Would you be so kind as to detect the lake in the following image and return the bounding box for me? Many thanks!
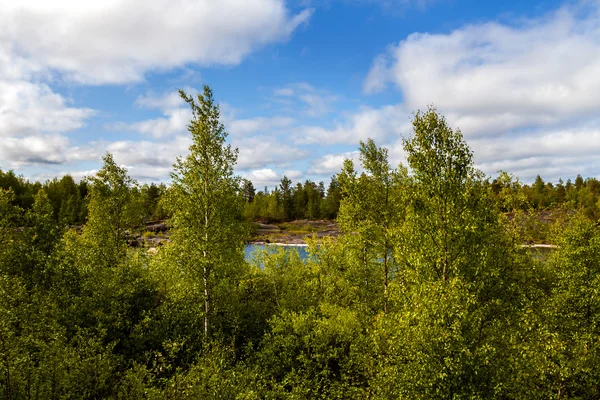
[244,243,309,262]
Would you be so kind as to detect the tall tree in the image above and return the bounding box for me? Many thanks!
[531,214,600,397]
[369,107,535,398]
[402,107,477,282]
[279,176,294,220]
[322,176,341,219]
[337,139,407,313]
[81,153,143,268]
[164,86,247,339]
[242,179,256,203]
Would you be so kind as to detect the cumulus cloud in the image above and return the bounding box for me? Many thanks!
[469,125,600,181]
[241,168,306,189]
[364,4,600,136]
[0,0,312,84]
[0,80,95,137]
[135,90,188,113]
[0,0,313,173]
[107,89,193,138]
[32,169,99,184]
[242,168,281,188]
[0,134,97,168]
[295,104,411,145]
[361,2,600,181]
[118,109,191,138]
[0,78,95,167]
[308,151,360,175]
[114,89,297,138]
[283,170,304,180]
[106,136,192,168]
[236,136,309,169]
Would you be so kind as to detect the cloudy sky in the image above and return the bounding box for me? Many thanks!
[1,0,599,187]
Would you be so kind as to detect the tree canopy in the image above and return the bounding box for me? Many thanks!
[1,95,599,399]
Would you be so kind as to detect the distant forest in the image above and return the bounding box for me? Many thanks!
[2,163,600,227]
[1,87,600,399]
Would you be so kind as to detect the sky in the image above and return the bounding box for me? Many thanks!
[1,0,600,188]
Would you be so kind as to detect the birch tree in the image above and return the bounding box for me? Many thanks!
[337,139,407,313]
[164,86,247,340]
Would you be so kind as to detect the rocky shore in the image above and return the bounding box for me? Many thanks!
[249,220,340,245]
[121,219,340,251]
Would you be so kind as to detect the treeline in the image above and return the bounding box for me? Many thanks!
[0,169,168,225]
[1,170,87,224]
[490,172,600,219]
[242,177,341,222]
[4,162,600,229]
[1,88,600,399]
[0,170,340,226]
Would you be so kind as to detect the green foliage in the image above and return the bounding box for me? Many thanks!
[3,100,600,398]
[81,153,144,269]
[141,182,169,221]
[0,275,119,399]
[0,169,38,209]
[337,139,407,313]
[533,214,600,397]
[162,86,248,341]
[258,304,370,399]
[244,177,331,223]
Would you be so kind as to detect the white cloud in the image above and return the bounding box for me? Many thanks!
[242,168,307,189]
[361,3,600,181]
[244,168,278,181]
[236,136,309,169]
[363,53,394,95]
[122,165,176,183]
[0,80,94,137]
[105,90,310,179]
[135,90,188,113]
[116,89,296,138]
[0,78,96,167]
[106,136,192,168]
[242,168,290,188]
[0,134,97,167]
[32,169,99,183]
[274,87,295,96]
[300,93,338,117]
[0,135,69,166]
[295,104,411,145]
[283,170,304,180]
[121,109,192,138]
[364,5,600,137]
[469,125,600,181]
[0,0,312,85]
[111,89,193,138]
[309,151,360,175]
[0,1,313,172]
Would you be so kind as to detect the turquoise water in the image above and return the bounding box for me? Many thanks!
[244,244,309,262]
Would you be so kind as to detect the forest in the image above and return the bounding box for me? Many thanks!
[1,86,600,399]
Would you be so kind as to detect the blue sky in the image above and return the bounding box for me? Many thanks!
[1,0,599,187]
